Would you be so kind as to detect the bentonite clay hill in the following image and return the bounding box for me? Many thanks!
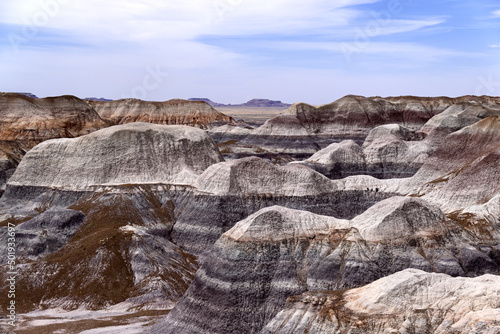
[0,93,233,164]
[0,94,500,334]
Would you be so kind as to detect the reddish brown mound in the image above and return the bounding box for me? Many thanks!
[0,93,109,162]
[88,98,235,129]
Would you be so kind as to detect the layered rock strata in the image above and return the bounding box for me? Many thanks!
[260,269,500,334]
[295,102,500,179]
[0,93,108,163]
[151,197,500,334]
[236,95,500,154]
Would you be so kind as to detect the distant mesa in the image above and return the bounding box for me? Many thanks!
[13,92,38,99]
[188,98,225,107]
[188,98,292,108]
[85,97,113,101]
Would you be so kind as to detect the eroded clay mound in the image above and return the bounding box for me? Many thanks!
[261,269,500,334]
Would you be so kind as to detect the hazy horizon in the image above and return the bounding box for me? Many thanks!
[1,0,500,105]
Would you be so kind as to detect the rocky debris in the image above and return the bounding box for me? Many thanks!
[260,269,500,334]
[152,197,500,334]
[88,98,234,129]
[172,157,391,255]
[6,123,223,192]
[0,93,108,163]
[0,208,85,260]
[456,194,500,227]
[0,151,15,194]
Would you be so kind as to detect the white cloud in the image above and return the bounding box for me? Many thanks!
[493,10,500,18]
[489,43,500,48]
[0,0,495,103]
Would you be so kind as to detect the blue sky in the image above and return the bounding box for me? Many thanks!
[0,0,499,104]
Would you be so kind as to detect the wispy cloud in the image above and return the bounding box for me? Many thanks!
[0,0,498,103]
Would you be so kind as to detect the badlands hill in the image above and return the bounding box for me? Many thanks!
[0,94,500,333]
[261,269,500,334]
[221,95,500,159]
[8,122,222,190]
[152,197,499,334]
[0,93,108,162]
[88,98,234,128]
[0,93,233,163]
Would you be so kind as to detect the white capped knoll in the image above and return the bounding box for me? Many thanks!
[292,140,366,179]
[260,269,500,334]
[7,122,223,191]
[195,157,336,197]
